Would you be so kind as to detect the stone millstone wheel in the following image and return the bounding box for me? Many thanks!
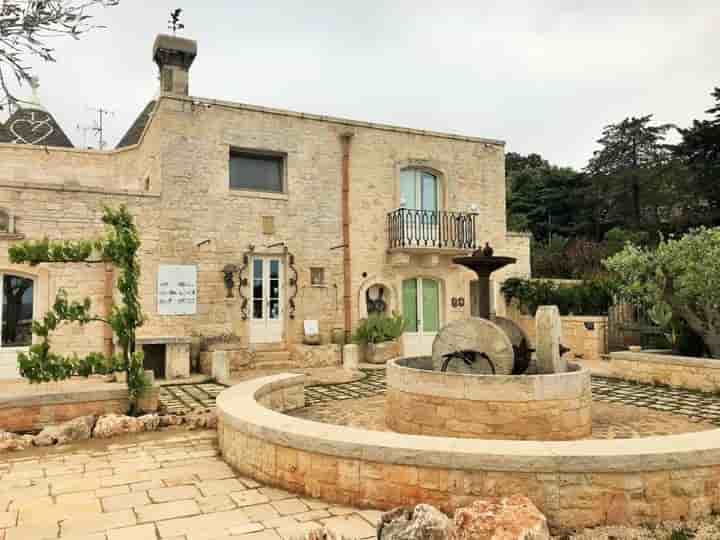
[431,317,514,375]
[492,316,532,375]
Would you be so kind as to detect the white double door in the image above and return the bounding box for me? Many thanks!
[0,274,35,379]
[401,278,441,357]
[249,257,284,344]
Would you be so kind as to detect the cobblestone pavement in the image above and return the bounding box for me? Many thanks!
[591,376,720,425]
[303,369,386,407]
[0,430,379,540]
[159,383,227,414]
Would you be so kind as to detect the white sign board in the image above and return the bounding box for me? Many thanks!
[158,265,197,315]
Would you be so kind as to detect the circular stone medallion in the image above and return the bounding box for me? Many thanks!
[431,317,514,375]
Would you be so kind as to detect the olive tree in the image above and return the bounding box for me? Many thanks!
[604,228,720,357]
[0,0,119,112]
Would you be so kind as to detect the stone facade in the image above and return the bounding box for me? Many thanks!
[0,34,530,377]
[385,358,591,440]
[609,351,720,392]
[218,373,720,531]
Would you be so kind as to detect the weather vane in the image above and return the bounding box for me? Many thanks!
[168,9,184,34]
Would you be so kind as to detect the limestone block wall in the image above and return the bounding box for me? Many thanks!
[0,379,159,432]
[385,358,591,440]
[512,313,608,362]
[218,373,720,531]
[609,351,720,392]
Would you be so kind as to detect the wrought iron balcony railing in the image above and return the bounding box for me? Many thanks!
[387,208,477,250]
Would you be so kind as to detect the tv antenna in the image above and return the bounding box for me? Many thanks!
[85,106,114,149]
[168,9,184,34]
[75,123,94,149]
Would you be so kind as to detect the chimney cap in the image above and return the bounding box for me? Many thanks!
[153,33,197,68]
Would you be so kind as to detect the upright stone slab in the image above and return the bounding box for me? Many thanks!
[535,305,566,374]
[343,344,360,371]
[212,351,229,382]
[431,318,514,375]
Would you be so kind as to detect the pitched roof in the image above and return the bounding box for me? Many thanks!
[0,106,74,148]
[116,100,156,148]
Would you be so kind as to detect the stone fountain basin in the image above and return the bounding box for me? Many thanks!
[386,357,592,440]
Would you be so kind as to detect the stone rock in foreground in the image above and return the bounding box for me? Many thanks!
[379,504,452,540]
[451,496,549,540]
[34,415,96,446]
[93,413,159,438]
[186,408,217,430]
[0,431,34,452]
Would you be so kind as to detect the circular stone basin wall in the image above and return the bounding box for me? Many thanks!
[386,357,591,440]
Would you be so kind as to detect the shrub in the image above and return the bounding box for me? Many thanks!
[501,277,614,316]
[352,313,405,345]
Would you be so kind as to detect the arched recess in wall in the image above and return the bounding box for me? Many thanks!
[356,277,398,321]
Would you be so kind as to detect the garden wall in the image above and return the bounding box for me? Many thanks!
[511,313,608,362]
[217,373,720,531]
[0,379,159,432]
[609,350,720,393]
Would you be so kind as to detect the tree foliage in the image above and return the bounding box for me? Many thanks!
[0,0,118,111]
[9,205,149,412]
[604,228,720,358]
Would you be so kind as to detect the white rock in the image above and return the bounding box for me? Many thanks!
[379,504,452,540]
[34,415,96,446]
[92,414,145,438]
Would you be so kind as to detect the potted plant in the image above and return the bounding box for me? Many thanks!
[352,313,405,364]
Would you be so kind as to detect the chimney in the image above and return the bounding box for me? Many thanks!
[153,34,197,96]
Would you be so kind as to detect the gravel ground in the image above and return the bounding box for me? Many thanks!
[553,516,720,539]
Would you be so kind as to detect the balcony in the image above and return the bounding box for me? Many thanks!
[387,208,477,253]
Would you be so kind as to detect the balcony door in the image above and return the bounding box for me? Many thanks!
[402,278,440,357]
[249,257,284,344]
[0,274,34,379]
[400,169,440,247]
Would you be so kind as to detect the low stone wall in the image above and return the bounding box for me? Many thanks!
[512,314,608,362]
[0,380,159,432]
[385,358,591,440]
[293,344,342,368]
[217,373,720,531]
[609,351,720,392]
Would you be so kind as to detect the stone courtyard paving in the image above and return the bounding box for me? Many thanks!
[0,430,380,540]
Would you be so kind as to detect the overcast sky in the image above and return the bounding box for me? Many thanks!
[5,1,719,168]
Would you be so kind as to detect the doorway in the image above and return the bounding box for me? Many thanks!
[0,274,34,379]
[249,256,284,344]
[401,277,441,356]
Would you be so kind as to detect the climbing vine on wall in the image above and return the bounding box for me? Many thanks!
[8,205,149,413]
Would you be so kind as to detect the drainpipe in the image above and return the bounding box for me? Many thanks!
[340,132,354,344]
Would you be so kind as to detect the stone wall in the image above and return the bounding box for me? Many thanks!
[0,380,159,432]
[512,313,608,362]
[218,373,720,531]
[609,351,720,392]
[385,358,591,440]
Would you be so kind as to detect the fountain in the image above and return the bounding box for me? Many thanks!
[385,243,592,440]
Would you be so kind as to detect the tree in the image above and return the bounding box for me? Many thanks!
[505,152,586,241]
[604,228,720,358]
[8,205,149,413]
[585,116,676,228]
[0,0,118,112]
[675,87,720,223]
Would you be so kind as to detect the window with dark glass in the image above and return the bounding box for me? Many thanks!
[2,275,34,347]
[229,150,284,193]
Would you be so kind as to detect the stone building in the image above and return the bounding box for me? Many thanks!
[0,34,529,380]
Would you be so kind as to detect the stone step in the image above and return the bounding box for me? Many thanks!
[250,350,295,371]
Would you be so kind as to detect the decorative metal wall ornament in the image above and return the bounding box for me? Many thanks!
[222,264,237,298]
[458,297,465,307]
[286,248,299,320]
[366,286,387,314]
[451,297,458,308]
[238,245,254,320]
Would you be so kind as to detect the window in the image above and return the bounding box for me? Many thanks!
[230,150,284,193]
[2,274,34,347]
[310,268,325,286]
